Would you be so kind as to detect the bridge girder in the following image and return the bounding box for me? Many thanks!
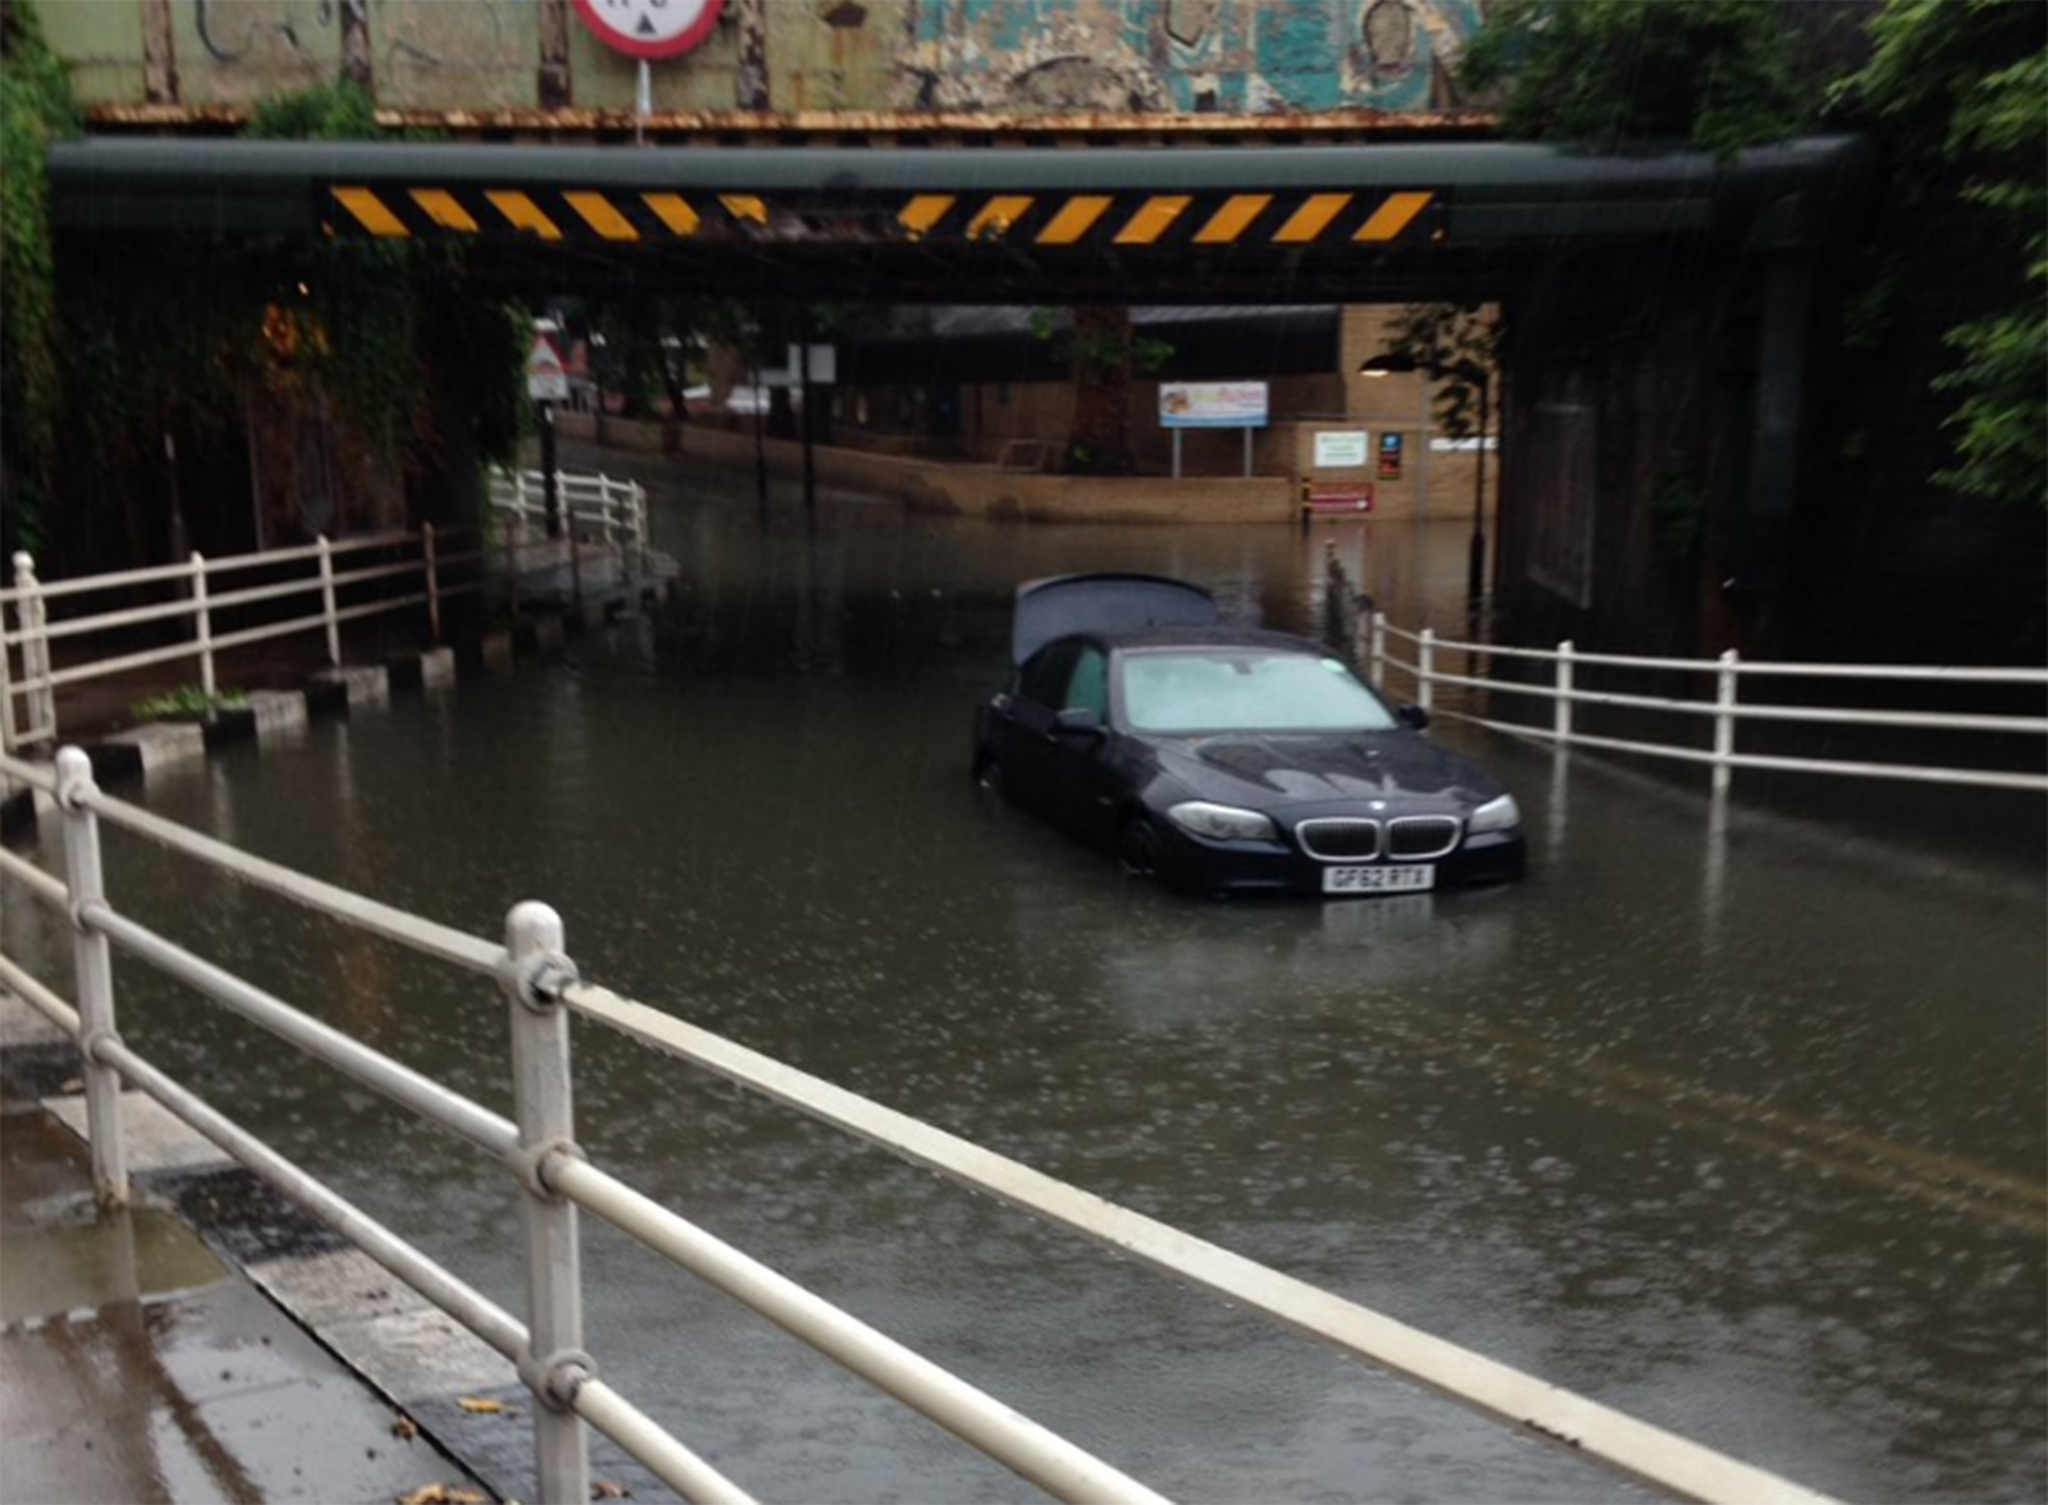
[48,134,1871,306]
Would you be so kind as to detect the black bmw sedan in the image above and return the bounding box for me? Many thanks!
[971,574,1525,897]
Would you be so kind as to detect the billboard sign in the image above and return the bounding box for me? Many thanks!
[1160,381,1269,429]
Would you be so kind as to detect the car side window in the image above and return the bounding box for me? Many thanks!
[1065,646,1109,721]
[1018,641,1079,709]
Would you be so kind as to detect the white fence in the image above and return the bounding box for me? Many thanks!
[489,466,647,564]
[0,743,1841,1505]
[0,531,485,754]
[0,468,651,756]
[1359,615,2048,796]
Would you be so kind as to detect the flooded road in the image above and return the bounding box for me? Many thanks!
[4,459,2042,1503]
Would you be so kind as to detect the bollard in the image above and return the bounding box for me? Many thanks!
[502,901,591,1505]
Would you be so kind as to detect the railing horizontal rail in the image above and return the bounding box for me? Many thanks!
[551,1156,1170,1505]
[1376,622,2048,685]
[49,772,503,973]
[1360,598,2046,795]
[0,844,68,908]
[1475,718,2048,791]
[564,980,1837,1505]
[91,904,519,1158]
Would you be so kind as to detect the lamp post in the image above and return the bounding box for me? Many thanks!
[1358,351,1428,530]
[1360,350,1492,602]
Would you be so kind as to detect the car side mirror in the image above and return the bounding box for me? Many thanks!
[1398,703,1430,731]
[1054,706,1107,738]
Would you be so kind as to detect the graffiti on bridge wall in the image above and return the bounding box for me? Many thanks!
[897,0,1483,114]
[47,0,1485,116]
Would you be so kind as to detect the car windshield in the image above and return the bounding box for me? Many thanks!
[1118,648,1400,734]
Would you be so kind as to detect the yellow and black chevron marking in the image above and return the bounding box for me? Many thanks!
[327,184,1440,249]
[897,188,1439,248]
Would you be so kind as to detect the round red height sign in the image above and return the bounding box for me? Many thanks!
[572,0,725,60]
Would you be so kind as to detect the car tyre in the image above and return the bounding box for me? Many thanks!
[972,753,1005,805]
[1116,816,1162,880]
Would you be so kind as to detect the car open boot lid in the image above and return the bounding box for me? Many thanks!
[1010,573,1219,664]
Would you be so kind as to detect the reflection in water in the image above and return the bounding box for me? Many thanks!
[5,463,2040,1504]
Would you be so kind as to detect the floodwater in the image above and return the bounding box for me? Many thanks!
[3,458,2042,1504]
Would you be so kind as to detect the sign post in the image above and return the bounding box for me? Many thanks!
[528,332,571,539]
[1159,381,1269,479]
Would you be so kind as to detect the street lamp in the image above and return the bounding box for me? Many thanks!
[1360,350,1492,601]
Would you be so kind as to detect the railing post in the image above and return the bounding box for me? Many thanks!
[15,551,55,742]
[1713,648,1740,797]
[1,554,21,753]
[501,902,592,1505]
[318,535,341,666]
[55,747,129,1208]
[422,524,443,644]
[1355,594,1377,677]
[1369,610,1386,685]
[1418,627,1436,715]
[634,481,648,580]
[190,552,216,701]
[1555,639,1575,745]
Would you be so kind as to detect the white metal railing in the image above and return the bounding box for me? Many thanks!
[1357,612,2048,796]
[0,530,488,754]
[489,467,646,561]
[0,743,1843,1505]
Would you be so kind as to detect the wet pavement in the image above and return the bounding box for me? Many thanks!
[0,994,498,1505]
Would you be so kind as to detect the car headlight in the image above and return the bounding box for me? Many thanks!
[1467,793,1521,834]
[1167,801,1279,842]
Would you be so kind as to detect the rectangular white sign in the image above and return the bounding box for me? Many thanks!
[1160,381,1269,429]
[1315,430,1370,467]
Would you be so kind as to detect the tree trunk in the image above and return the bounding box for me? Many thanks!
[1067,306,1137,475]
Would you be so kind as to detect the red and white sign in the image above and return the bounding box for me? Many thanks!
[527,333,570,403]
[572,0,724,60]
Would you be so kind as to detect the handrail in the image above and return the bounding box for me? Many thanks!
[0,743,1845,1505]
[1356,608,2047,795]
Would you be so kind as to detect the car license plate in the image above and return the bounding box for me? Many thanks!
[1323,864,1435,896]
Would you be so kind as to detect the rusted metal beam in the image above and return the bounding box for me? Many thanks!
[82,104,1500,147]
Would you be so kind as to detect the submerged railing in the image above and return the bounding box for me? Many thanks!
[0,744,1844,1505]
[1351,610,2048,796]
[488,467,648,570]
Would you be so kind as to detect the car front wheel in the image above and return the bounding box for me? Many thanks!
[1115,816,1162,879]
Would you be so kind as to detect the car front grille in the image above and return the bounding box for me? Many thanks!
[1295,815,1462,862]
[1294,818,1380,860]
[1386,815,1461,860]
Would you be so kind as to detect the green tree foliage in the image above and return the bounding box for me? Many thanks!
[0,0,78,551]
[1460,0,1812,156]
[1837,0,2046,508]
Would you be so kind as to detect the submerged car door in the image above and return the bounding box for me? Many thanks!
[1023,641,1123,845]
